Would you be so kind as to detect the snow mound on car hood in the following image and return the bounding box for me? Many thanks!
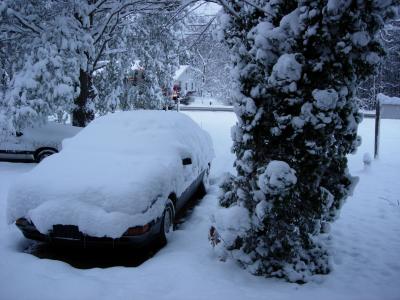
[7,111,214,238]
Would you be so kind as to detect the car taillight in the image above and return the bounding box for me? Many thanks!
[123,224,150,236]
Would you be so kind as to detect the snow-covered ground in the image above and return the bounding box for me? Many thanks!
[0,111,399,300]
[185,96,231,108]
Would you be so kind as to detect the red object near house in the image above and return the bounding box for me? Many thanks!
[172,84,181,100]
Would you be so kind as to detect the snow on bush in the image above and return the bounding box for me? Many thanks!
[312,89,338,111]
[257,161,297,196]
[212,205,250,251]
[7,111,214,238]
[268,54,302,92]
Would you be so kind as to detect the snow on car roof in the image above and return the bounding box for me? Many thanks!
[1,122,81,150]
[24,122,81,141]
[63,110,209,153]
[7,110,214,238]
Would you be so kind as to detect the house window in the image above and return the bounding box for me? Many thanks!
[185,82,188,91]
[191,82,194,90]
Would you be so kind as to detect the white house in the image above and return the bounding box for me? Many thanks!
[172,65,199,99]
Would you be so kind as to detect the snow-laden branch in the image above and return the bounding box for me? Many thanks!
[162,0,206,28]
[93,1,180,44]
[5,8,43,35]
[187,15,217,50]
[93,12,120,71]
[241,0,271,16]
[88,0,108,15]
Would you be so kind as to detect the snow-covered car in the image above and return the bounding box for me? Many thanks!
[0,122,81,163]
[7,111,214,247]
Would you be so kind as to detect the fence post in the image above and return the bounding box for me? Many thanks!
[374,96,380,158]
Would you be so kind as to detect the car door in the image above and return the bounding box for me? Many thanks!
[0,132,35,162]
[176,156,199,211]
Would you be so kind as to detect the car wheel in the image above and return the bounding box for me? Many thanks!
[157,199,175,246]
[35,149,57,163]
[199,163,211,195]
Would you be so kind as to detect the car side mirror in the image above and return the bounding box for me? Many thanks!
[182,158,192,166]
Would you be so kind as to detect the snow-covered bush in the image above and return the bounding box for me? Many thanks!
[213,0,399,282]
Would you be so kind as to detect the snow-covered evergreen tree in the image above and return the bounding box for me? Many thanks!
[121,12,182,110]
[0,46,10,97]
[0,0,181,131]
[212,0,399,282]
[0,1,92,129]
[94,57,124,115]
[124,17,165,110]
[0,2,90,131]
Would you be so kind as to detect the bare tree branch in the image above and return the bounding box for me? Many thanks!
[215,0,239,18]
[187,15,217,50]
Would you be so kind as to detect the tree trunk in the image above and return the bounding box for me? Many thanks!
[72,69,95,127]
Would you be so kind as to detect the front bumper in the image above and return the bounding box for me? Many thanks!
[15,218,162,249]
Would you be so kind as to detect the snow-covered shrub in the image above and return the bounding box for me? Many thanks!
[213,0,399,282]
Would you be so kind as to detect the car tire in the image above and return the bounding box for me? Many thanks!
[35,149,57,163]
[156,199,175,246]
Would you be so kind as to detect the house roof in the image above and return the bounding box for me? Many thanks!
[130,60,143,71]
[174,65,189,80]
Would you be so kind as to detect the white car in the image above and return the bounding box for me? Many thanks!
[7,111,214,247]
[0,122,81,163]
